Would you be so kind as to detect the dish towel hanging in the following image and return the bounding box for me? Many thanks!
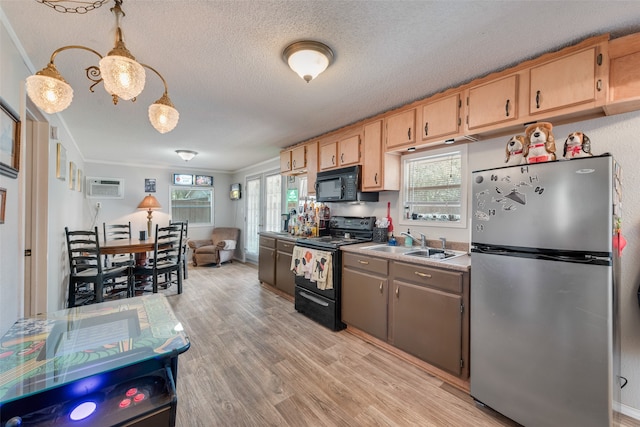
[290,247,333,290]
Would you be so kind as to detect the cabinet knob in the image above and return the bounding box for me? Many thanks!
[379,282,383,293]
[374,173,378,184]
[535,90,541,109]
[358,260,369,265]
[395,287,399,297]
[292,160,296,168]
[408,127,412,141]
[505,99,510,117]
[341,153,344,163]
[415,271,432,278]
[424,122,429,137]
[332,155,335,165]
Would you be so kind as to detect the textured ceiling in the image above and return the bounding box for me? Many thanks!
[2,1,640,172]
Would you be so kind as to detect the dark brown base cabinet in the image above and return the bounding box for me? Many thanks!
[259,234,296,297]
[275,239,295,296]
[342,253,389,341]
[342,253,470,379]
[258,235,276,285]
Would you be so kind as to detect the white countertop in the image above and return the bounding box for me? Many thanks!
[340,242,471,272]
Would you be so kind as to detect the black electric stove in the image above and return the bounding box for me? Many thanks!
[294,216,375,330]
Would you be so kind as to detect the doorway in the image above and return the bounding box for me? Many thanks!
[244,170,281,263]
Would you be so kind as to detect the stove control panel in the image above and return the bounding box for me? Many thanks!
[329,216,376,231]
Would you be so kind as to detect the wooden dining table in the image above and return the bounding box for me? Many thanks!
[100,238,156,259]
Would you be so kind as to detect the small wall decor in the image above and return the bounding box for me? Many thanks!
[173,173,193,185]
[69,161,76,190]
[56,143,67,180]
[144,178,156,193]
[0,187,5,224]
[0,97,21,179]
[230,183,241,200]
[195,175,213,186]
[77,169,83,192]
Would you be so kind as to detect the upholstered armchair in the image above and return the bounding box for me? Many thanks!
[187,227,240,267]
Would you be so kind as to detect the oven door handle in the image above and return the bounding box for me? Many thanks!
[299,291,329,307]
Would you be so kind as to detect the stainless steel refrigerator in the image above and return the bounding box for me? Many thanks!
[470,154,622,427]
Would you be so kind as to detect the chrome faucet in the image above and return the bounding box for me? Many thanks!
[419,233,427,249]
[439,237,446,250]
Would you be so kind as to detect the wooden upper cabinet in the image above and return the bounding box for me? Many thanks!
[467,75,519,130]
[606,32,640,115]
[385,108,416,150]
[362,120,383,189]
[319,141,338,170]
[306,141,319,194]
[339,135,360,166]
[420,94,461,141]
[319,133,361,170]
[279,150,291,173]
[291,145,306,171]
[529,47,601,115]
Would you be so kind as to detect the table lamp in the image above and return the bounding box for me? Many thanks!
[137,194,161,237]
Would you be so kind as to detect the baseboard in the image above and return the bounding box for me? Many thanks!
[619,402,640,421]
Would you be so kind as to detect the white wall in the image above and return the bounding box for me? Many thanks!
[84,162,236,241]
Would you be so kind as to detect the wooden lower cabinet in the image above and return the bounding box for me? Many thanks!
[258,236,276,285]
[259,235,296,296]
[275,239,295,296]
[392,280,463,376]
[342,253,469,379]
[342,253,389,341]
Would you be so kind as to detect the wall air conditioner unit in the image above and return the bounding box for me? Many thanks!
[86,177,124,199]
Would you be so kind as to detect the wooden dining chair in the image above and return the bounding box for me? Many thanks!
[170,219,188,279]
[103,222,134,267]
[65,226,132,307]
[133,223,184,295]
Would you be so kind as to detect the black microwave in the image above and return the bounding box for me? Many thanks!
[315,166,378,203]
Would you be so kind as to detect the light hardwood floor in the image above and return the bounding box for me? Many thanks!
[164,261,637,427]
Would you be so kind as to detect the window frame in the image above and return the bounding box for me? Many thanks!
[399,144,468,229]
[169,186,215,226]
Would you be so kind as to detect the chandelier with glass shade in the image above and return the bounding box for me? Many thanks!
[26,0,179,134]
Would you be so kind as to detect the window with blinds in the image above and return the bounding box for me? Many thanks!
[402,145,467,225]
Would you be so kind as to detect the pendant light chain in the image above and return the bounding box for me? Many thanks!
[36,0,110,14]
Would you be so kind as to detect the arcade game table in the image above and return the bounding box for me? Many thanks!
[0,294,190,427]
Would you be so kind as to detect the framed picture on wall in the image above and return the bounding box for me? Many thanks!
[69,161,76,190]
[0,97,21,179]
[173,174,193,185]
[195,175,213,186]
[77,169,83,192]
[56,143,66,181]
[145,178,156,193]
[0,187,6,224]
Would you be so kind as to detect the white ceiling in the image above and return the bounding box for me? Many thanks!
[2,1,640,172]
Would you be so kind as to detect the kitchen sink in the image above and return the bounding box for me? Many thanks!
[404,248,466,260]
[363,244,414,254]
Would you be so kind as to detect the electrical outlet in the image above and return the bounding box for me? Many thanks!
[96,202,102,209]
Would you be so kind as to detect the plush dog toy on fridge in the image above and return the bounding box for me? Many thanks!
[505,135,527,166]
[563,132,593,159]
[524,122,556,163]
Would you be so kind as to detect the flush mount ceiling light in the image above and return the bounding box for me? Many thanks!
[26,0,179,134]
[283,41,334,83]
[176,150,198,161]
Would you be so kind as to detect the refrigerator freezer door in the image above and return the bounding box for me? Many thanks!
[470,251,613,427]
[471,156,613,254]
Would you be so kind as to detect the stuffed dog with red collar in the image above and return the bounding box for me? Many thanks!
[563,132,593,159]
[505,135,527,166]
[524,122,556,163]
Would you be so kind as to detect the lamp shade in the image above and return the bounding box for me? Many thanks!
[283,41,334,82]
[99,53,146,100]
[149,94,179,133]
[26,64,74,114]
[137,194,161,210]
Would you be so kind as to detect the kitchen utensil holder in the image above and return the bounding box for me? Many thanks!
[373,227,388,243]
